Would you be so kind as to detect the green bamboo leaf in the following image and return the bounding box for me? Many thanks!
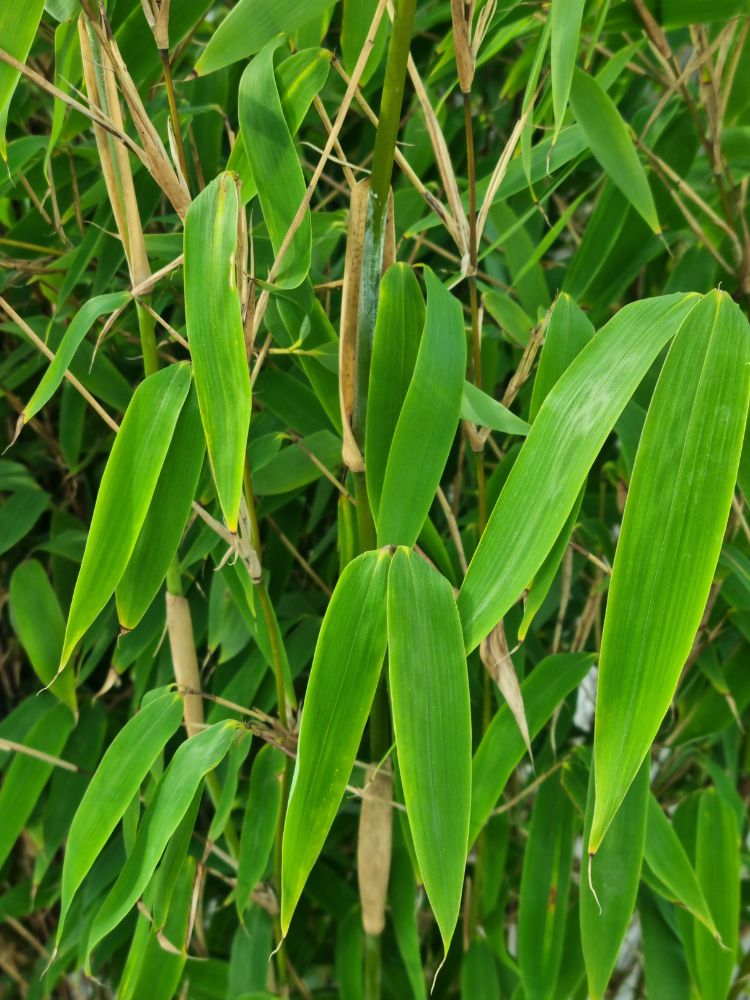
[252,429,341,496]
[639,888,692,1000]
[0,0,46,157]
[550,0,586,145]
[196,0,335,75]
[57,689,184,944]
[518,772,576,1000]
[471,652,594,844]
[0,701,74,871]
[21,292,130,426]
[184,172,251,532]
[644,795,720,939]
[0,488,49,555]
[116,386,205,629]
[459,293,699,654]
[377,268,466,547]
[87,721,240,958]
[694,790,739,1000]
[387,548,471,954]
[208,729,252,841]
[60,363,192,668]
[389,820,427,1000]
[580,759,649,1000]
[461,939,501,999]
[569,68,660,233]
[237,744,286,917]
[366,262,425,519]
[239,41,311,288]
[9,559,76,714]
[591,292,750,853]
[281,549,390,934]
[460,381,530,436]
[530,293,595,420]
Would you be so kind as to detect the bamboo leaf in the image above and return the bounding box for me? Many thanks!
[116,385,205,629]
[459,293,699,654]
[281,549,390,934]
[694,790,739,1000]
[550,0,586,145]
[644,795,720,939]
[387,548,471,954]
[471,652,594,844]
[580,759,649,1000]
[530,292,595,420]
[184,172,251,532]
[377,268,466,547]
[569,68,660,233]
[57,689,184,943]
[591,292,750,853]
[366,262,425,519]
[0,0,46,157]
[60,363,192,669]
[87,721,240,958]
[21,292,131,426]
[0,488,50,555]
[196,0,335,75]
[461,381,530,436]
[9,559,76,714]
[239,40,311,288]
[237,743,286,918]
[518,772,576,1000]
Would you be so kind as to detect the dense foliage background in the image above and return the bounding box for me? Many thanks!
[1,0,750,997]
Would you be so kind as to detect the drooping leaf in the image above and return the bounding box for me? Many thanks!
[0,488,50,555]
[550,0,586,145]
[387,548,471,954]
[0,0,46,156]
[377,268,466,547]
[57,689,184,943]
[366,262,425,519]
[459,293,699,653]
[529,292,595,420]
[518,772,576,1000]
[237,743,286,917]
[9,559,76,713]
[184,172,251,532]
[238,40,311,288]
[580,758,649,1000]
[87,721,239,958]
[471,653,594,844]
[60,363,192,668]
[460,381,530,436]
[116,385,205,629]
[569,68,660,233]
[591,292,750,852]
[281,549,390,934]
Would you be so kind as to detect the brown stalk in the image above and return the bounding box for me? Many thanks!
[357,765,394,936]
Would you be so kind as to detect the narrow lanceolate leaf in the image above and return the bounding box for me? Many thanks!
[21,292,130,426]
[58,689,184,943]
[580,759,649,1000]
[0,0,46,156]
[550,0,586,145]
[366,262,425,519]
[116,386,205,629]
[529,292,595,421]
[460,381,530,436]
[518,772,576,1000]
[0,701,74,871]
[459,293,699,654]
[237,744,286,918]
[471,653,594,844]
[184,172,251,532]
[60,364,192,669]
[694,790,739,1000]
[196,0,334,75]
[239,41,311,288]
[591,292,750,853]
[9,560,76,714]
[644,795,720,939]
[377,269,466,547]
[569,68,660,233]
[387,548,471,954]
[87,722,239,958]
[281,550,390,934]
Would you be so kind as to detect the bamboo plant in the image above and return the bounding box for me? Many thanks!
[1,0,750,997]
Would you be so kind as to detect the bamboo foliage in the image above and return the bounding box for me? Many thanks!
[2,1,750,997]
